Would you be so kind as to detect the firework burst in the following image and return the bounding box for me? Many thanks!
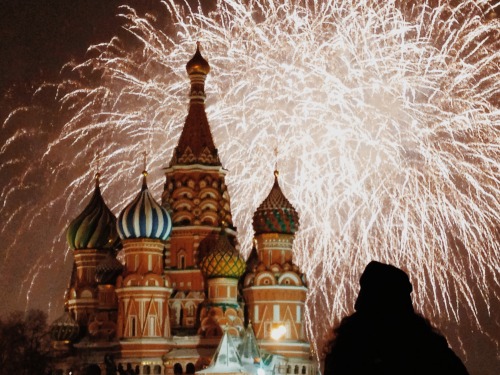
[1,0,499,369]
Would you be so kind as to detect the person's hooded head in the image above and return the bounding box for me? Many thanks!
[354,261,414,316]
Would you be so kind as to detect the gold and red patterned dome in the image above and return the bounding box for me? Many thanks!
[200,229,246,279]
[186,42,210,75]
[252,170,299,235]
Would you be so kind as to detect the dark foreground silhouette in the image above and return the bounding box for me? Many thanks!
[324,261,469,375]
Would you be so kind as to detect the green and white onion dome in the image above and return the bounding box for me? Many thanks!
[66,174,119,250]
[252,170,299,235]
[200,230,246,279]
[50,311,80,343]
[117,171,172,240]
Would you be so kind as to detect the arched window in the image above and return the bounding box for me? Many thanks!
[186,363,195,374]
[294,365,299,374]
[153,365,162,375]
[177,250,186,269]
[174,363,182,375]
[143,365,151,375]
[302,366,307,374]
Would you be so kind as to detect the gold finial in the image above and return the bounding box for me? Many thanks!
[274,146,279,178]
[94,151,102,187]
[141,151,148,189]
[142,151,148,174]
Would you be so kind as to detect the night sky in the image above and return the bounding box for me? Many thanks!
[0,1,498,374]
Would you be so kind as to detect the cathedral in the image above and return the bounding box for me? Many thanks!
[49,44,315,375]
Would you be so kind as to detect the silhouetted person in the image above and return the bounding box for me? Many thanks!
[324,261,469,375]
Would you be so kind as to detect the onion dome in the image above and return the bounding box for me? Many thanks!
[200,230,246,279]
[95,253,124,284]
[252,170,299,235]
[67,173,119,250]
[117,171,172,240]
[50,311,80,343]
[186,42,210,75]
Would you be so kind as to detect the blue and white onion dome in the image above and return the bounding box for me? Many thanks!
[117,170,172,240]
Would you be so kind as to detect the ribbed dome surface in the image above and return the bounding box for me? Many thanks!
[200,231,246,279]
[117,174,172,240]
[95,253,123,284]
[252,172,299,235]
[67,179,119,250]
[50,311,80,342]
[186,43,210,75]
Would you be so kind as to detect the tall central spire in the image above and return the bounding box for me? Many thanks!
[171,43,220,166]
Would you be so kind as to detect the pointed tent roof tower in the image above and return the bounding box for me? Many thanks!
[171,42,220,166]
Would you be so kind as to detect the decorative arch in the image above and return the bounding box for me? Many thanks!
[172,187,195,200]
[173,199,194,212]
[142,273,163,286]
[254,271,276,286]
[199,187,220,200]
[123,274,142,287]
[199,212,217,226]
[172,212,194,225]
[199,198,219,212]
[278,272,302,286]
[79,288,94,299]
[270,263,283,274]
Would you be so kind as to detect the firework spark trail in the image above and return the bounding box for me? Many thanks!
[1,0,499,366]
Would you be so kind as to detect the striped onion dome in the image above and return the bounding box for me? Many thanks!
[117,171,172,240]
[95,253,123,284]
[67,174,119,250]
[252,170,299,235]
[50,311,80,342]
[200,229,246,279]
